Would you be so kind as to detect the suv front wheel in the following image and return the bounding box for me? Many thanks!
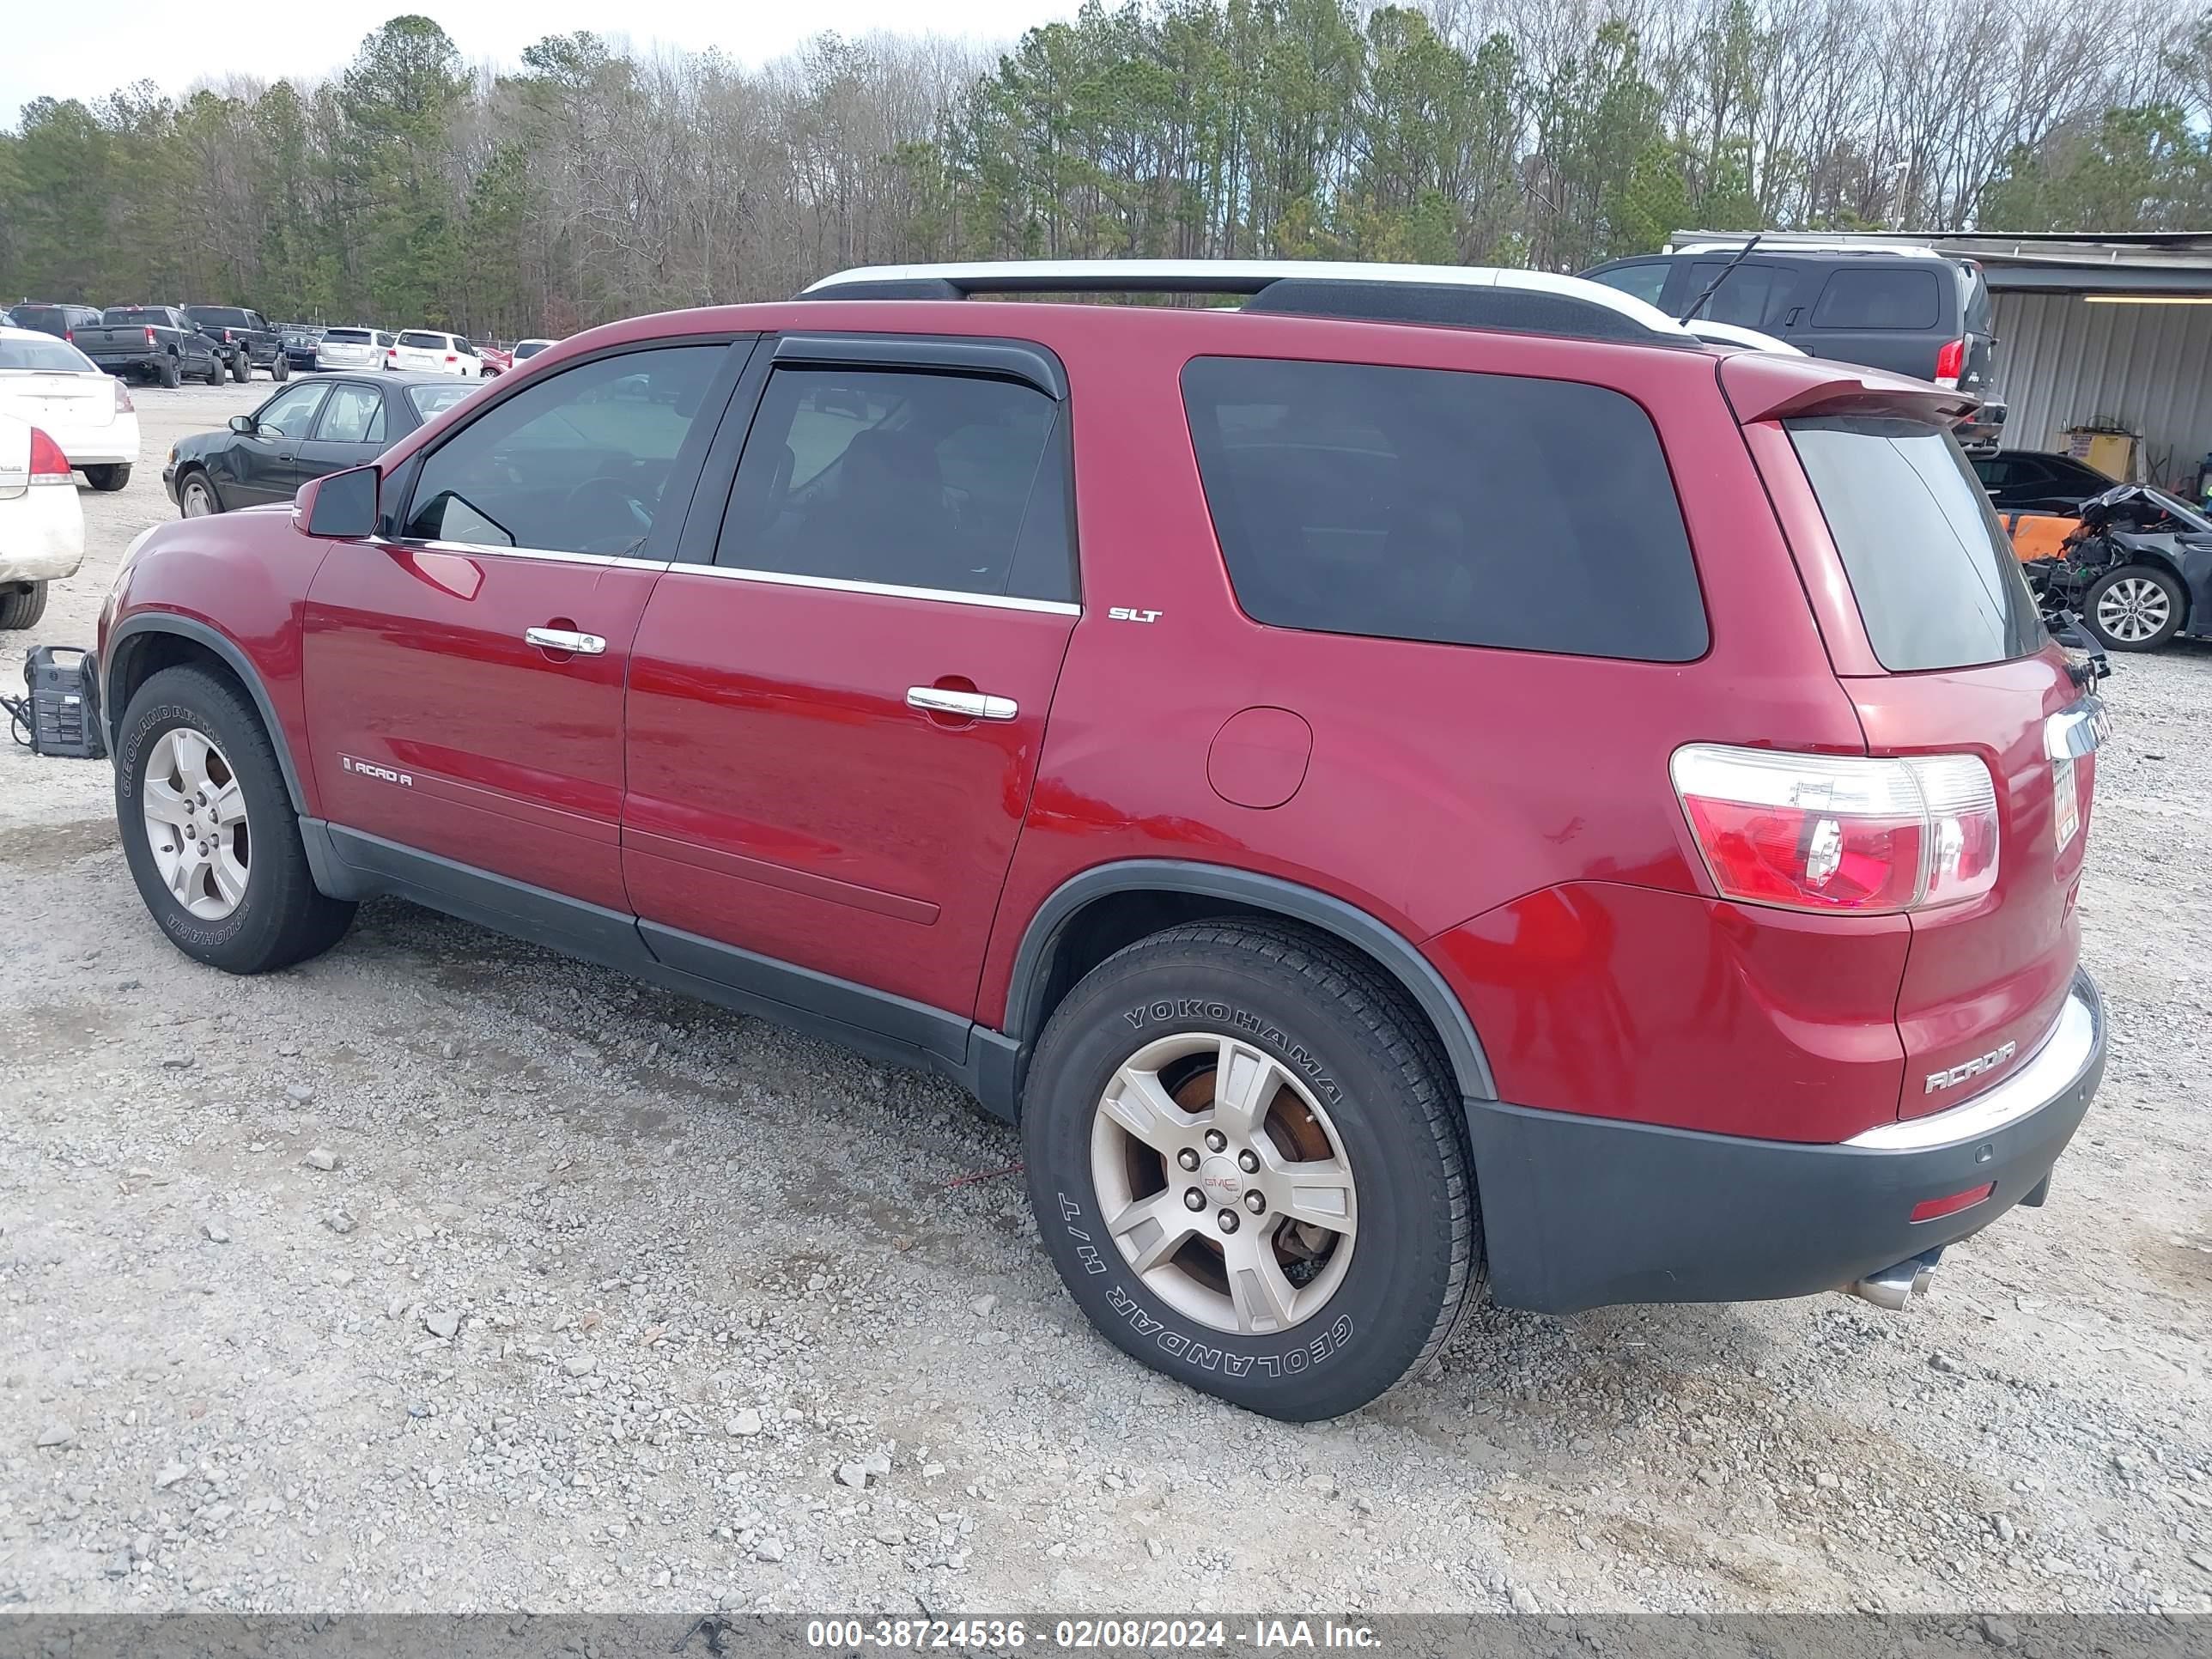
[115,665,356,974]
[1024,921,1478,1420]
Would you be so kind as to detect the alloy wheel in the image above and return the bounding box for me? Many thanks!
[2096,576,2172,643]
[142,727,251,920]
[1090,1031,1357,1335]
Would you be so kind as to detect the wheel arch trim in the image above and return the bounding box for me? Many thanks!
[1003,860,1498,1102]
[104,613,309,815]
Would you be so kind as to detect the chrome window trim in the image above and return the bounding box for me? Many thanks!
[672,562,1081,617]
[1844,979,2099,1152]
[379,537,672,574]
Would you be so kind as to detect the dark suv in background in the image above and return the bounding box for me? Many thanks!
[7,302,104,342]
[1584,246,2004,448]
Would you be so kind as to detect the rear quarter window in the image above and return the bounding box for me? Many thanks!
[1787,416,2043,671]
[1180,357,1708,662]
[1809,268,1942,330]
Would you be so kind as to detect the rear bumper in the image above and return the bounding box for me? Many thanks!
[1957,398,2008,452]
[0,483,88,584]
[1465,969,2105,1314]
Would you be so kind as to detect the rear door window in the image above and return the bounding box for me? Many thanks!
[1809,268,1942,330]
[1180,356,1707,661]
[1786,416,2042,671]
[716,367,1076,603]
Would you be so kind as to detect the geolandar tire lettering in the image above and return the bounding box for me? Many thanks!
[1022,921,1477,1421]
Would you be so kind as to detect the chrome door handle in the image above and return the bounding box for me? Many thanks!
[907,686,1018,721]
[525,626,606,655]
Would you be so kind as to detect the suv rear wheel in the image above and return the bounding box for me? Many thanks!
[1024,921,1477,1420]
[115,665,356,974]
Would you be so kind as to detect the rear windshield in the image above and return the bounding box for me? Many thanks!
[398,331,447,349]
[405,383,472,420]
[1787,416,2043,672]
[185,307,254,328]
[102,307,166,325]
[10,307,73,335]
[513,340,550,359]
[0,337,95,372]
[1182,356,1708,662]
[322,329,370,343]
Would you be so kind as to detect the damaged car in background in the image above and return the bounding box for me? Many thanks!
[2028,483,2212,653]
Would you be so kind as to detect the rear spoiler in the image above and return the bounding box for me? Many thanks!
[1719,351,1979,426]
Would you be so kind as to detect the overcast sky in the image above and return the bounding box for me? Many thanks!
[3,0,1075,129]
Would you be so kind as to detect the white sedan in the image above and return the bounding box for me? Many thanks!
[390,330,483,377]
[0,411,87,629]
[0,325,142,490]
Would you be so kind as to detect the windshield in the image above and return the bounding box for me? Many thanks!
[0,337,97,373]
[1788,416,2044,672]
[405,383,473,420]
[185,307,255,328]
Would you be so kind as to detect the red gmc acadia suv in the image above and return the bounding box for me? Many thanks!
[96,260,2110,1421]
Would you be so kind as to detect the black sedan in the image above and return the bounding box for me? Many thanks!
[162,371,477,516]
[1972,450,2119,514]
[278,325,326,371]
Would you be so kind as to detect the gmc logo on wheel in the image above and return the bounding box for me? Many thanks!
[1924,1041,2017,1094]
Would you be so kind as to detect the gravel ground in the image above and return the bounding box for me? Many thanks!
[3,379,2210,1615]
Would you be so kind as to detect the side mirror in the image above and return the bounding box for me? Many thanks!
[228,415,256,435]
[298,465,380,539]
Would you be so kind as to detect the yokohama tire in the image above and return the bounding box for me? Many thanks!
[115,665,356,974]
[1023,921,1479,1420]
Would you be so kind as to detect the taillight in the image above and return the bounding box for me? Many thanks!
[444,354,456,362]
[1671,744,1999,915]
[28,427,73,483]
[64,328,74,343]
[1934,337,1965,389]
[113,378,135,413]
[145,326,158,346]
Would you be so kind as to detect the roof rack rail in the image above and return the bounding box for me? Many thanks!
[800,260,1692,347]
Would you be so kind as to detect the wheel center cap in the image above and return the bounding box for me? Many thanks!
[1198,1154,1244,1204]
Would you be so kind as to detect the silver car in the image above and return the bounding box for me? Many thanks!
[315,327,393,372]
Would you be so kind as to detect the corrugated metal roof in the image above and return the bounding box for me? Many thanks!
[1995,291,2212,486]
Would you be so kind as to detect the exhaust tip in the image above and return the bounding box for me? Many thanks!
[1844,1249,1944,1310]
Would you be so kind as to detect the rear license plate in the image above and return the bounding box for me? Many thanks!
[2053,754,2079,849]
